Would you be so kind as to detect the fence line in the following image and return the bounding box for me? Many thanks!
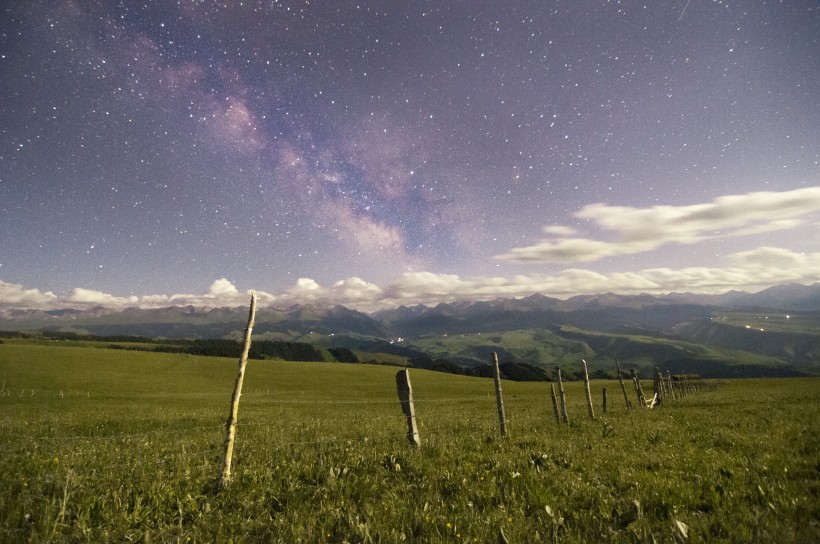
[5,354,717,490]
[3,381,714,447]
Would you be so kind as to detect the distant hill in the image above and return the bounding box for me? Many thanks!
[0,304,386,340]
[662,283,820,311]
[1,283,818,379]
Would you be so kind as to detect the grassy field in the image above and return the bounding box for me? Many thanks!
[1,342,818,543]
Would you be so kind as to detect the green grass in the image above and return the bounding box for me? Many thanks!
[0,337,170,350]
[407,328,594,368]
[1,342,818,542]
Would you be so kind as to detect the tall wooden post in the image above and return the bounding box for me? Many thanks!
[581,359,595,420]
[492,352,507,437]
[218,292,257,489]
[602,387,608,415]
[615,359,632,410]
[556,366,569,424]
[550,384,561,423]
[396,369,420,447]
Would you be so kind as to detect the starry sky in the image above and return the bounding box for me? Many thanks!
[1,0,819,311]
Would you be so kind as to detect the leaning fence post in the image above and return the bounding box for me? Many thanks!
[396,369,420,447]
[581,359,595,420]
[492,352,507,437]
[217,291,257,489]
[550,384,561,423]
[556,366,569,424]
[602,387,608,415]
[615,359,632,410]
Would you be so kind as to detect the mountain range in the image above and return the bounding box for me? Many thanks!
[2,283,818,378]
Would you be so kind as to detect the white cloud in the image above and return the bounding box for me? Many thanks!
[1,245,819,313]
[67,288,139,306]
[0,280,59,309]
[330,277,383,303]
[0,279,261,312]
[370,248,820,305]
[498,186,820,264]
[208,278,240,297]
[727,246,816,268]
[542,225,577,236]
[497,238,653,263]
[294,278,321,292]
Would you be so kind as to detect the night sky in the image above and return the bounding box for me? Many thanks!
[1,1,819,311]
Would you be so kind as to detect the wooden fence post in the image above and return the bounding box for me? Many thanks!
[631,369,646,407]
[653,367,663,405]
[656,368,666,398]
[396,369,420,447]
[550,383,561,423]
[602,387,608,415]
[556,366,569,424]
[217,291,257,489]
[666,370,676,400]
[492,352,507,437]
[581,359,595,420]
[615,359,632,410]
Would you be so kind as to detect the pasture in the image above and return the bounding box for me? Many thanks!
[1,341,818,542]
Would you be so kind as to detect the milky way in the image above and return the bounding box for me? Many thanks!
[1,1,818,310]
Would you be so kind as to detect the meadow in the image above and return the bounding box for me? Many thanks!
[0,341,818,542]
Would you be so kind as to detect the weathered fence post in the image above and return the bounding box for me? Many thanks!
[217,291,257,489]
[550,383,561,423]
[602,387,608,415]
[656,367,666,398]
[581,359,596,420]
[615,359,632,410]
[666,370,676,400]
[492,352,507,437]
[631,369,646,407]
[653,367,664,406]
[396,369,420,447]
[556,366,569,424]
